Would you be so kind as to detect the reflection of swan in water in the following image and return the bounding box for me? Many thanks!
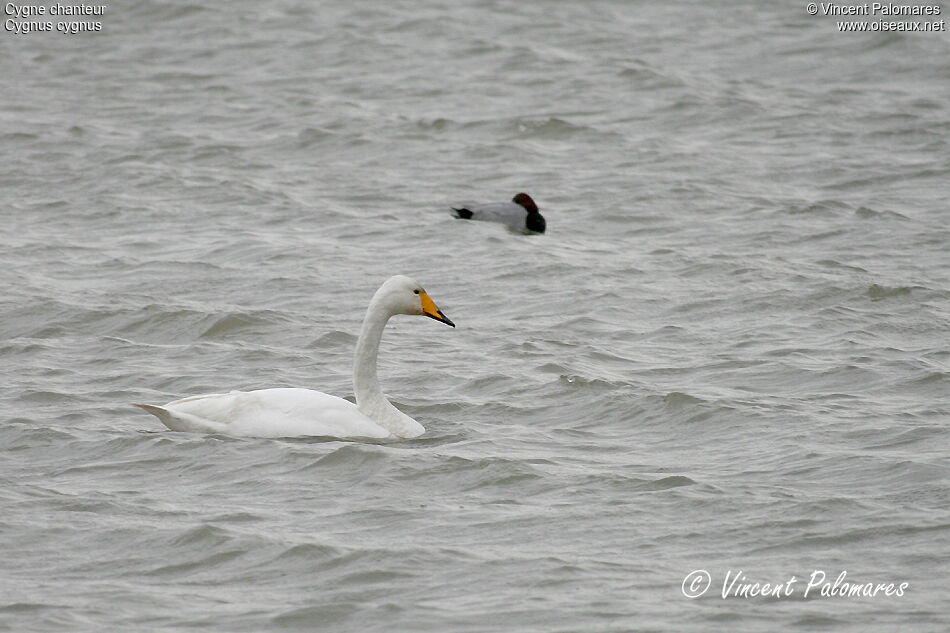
[453,193,546,233]
[135,275,455,439]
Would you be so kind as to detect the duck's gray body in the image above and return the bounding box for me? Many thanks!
[452,193,545,233]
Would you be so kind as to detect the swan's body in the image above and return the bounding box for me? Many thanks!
[134,389,393,438]
[452,192,546,233]
[135,275,454,439]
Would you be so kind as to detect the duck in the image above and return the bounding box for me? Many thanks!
[452,192,546,233]
[134,275,455,439]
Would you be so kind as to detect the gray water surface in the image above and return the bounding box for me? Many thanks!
[2,2,949,631]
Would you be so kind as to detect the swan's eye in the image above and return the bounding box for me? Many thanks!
[413,289,420,295]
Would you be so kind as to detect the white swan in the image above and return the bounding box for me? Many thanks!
[134,275,455,439]
[452,192,546,233]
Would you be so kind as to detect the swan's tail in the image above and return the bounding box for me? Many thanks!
[133,403,176,426]
[452,207,473,219]
[133,403,225,434]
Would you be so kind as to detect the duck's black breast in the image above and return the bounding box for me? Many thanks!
[526,212,546,233]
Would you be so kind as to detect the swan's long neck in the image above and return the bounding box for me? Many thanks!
[353,296,389,411]
[352,294,424,438]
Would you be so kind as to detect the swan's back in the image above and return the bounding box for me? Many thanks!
[137,388,392,439]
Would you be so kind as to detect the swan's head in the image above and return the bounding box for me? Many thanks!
[512,193,539,214]
[377,275,455,327]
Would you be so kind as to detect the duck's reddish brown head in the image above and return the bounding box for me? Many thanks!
[511,193,538,214]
